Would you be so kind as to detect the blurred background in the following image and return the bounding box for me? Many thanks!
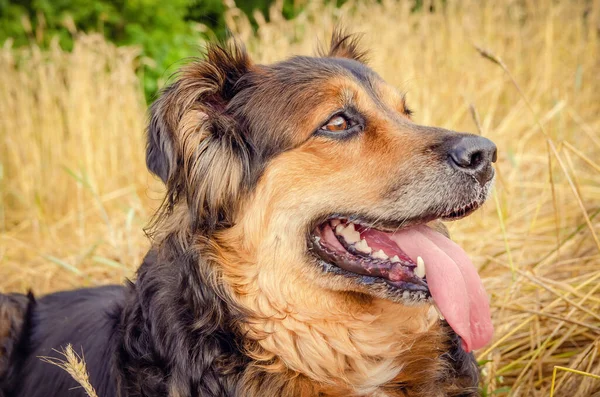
[0,0,599,395]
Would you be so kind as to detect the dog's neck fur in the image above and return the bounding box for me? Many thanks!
[118,208,479,397]
[211,220,478,397]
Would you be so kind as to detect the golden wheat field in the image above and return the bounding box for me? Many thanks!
[1,0,599,395]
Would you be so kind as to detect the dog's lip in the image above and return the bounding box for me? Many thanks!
[310,199,483,234]
[314,256,431,299]
[440,200,481,221]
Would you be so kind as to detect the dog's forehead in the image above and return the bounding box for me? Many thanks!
[261,56,405,113]
[264,56,381,92]
[278,56,375,77]
[227,55,406,156]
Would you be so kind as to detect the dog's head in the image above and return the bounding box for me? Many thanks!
[147,31,495,390]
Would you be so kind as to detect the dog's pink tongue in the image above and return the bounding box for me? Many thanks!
[389,225,493,352]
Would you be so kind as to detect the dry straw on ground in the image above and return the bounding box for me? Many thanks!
[1,0,599,395]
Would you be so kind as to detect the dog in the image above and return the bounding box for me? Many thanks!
[0,31,496,397]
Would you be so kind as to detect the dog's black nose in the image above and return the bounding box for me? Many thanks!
[448,135,497,186]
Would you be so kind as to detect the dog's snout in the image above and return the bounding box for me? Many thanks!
[448,135,497,186]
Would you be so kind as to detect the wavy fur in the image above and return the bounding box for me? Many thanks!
[1,33,481,397]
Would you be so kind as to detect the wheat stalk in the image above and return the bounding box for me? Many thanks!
[40,344,99,397]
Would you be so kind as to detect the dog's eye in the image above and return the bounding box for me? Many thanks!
[321,115,349,132]
[315,110,364,139]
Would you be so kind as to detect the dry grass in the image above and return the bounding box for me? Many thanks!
[0,34,158,292]
[1,0,599,395]
[40,344,99,397]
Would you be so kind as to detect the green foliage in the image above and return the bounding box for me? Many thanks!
[0,1,33,47]
[0,0,225,100]
[0,0,317,100]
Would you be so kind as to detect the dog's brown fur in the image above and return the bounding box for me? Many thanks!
[144,31,482,396]
[1,31,484,397]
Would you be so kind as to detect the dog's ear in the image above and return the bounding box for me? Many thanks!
[323,28,368,63]
[147,84,179,183]
[146,42,251,184]
[146,41,253,231]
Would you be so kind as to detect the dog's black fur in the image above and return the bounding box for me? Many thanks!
[0,286,122,397]
[0,249,245,397]
[0,250,477,397]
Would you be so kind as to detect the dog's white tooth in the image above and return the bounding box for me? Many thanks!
[390,255,400,263]
[345,223,361,242]
[335,223,346,235]
[428,305,436,317]
[415,256,426,278]
[354,239,372,254]
[403,291,411,300]
[418,256,426,276]
[339,223,361,244]
[433,302,445,320]
[372,249,388,260]
[330,219,341,228]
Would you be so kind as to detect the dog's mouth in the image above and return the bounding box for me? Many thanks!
[307,202,493,352]
[310,218,430,297]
